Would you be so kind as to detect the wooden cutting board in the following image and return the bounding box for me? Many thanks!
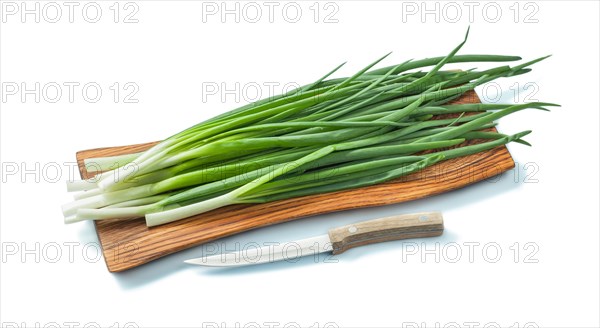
[76,90,514,272]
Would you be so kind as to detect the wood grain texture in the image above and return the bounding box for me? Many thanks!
[75,90,514,272]
[328,212,444,255]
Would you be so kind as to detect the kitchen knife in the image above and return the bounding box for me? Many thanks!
[184,211,444,267]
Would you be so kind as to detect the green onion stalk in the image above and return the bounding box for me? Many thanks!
[63,28,558,227]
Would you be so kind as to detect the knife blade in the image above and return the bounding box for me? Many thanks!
[184,211,444,267]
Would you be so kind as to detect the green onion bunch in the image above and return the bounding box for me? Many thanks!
[62,29,557,227]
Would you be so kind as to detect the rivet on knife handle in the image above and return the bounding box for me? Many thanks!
[328,212,444,255]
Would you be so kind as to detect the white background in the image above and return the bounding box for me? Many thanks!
[1,1,599,327]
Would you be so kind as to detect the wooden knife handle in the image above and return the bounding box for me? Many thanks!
[328,212,444,255]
